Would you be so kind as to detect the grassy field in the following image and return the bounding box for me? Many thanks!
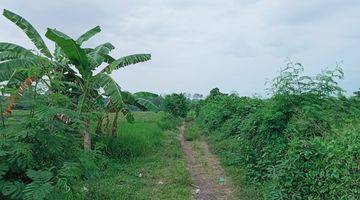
[83,112,193,200]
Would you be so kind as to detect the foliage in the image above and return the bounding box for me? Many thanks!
[268,126,360,199]
[184,122,201,141]
[156,111,181,131]
[0,9,155,200]
[164,93,190,118]
[78,112,192,200]
[196,63,360,199]
[101,121,163,159]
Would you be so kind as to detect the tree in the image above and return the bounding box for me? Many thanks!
[45,28,152,150]
[164,93,189,118]
[0,9,153,150]
[208,87,224,99]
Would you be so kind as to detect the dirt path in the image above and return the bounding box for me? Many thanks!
[179,123,235,200]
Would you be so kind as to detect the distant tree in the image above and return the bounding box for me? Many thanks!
[164,93,189,117]
[193,93,203,100]
[208,87,224,99]
[354,88,360,97]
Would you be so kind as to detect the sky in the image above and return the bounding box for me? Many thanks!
[1,0,359,96]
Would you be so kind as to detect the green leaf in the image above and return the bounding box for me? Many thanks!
[121,107,134,123]
[24,169,53,200]
[120,91,136,104]
[3,9,52,58]
[0,43,36,61]
[76,25,101,45]
[45,28,90,77]
[87,42,115,69]
[120,91,158,111]
[134,91,159,99]
[26,169,53,182]
[103,54,115,64]
[1,181,25,199]
[23,182,52,200]
[0,57,47,82]
[135,98,158,111]
[95,73,124,110]
[0,42,34,55]
[77,94,86,114]
[0,69,28,86]
[0,163,9,179]
[0,51,26,61]
[101,54,151,74]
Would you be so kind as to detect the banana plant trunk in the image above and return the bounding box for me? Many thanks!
[111,111,119,137]
[83,119,91,151]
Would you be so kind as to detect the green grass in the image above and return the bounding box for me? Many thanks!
[207,131,266,200]
[85,112,192,200]
[184,122,201,141]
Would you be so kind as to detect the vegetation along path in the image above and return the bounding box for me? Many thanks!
[179,123,236,200]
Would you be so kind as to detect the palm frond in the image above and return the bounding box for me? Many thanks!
[121,107,134,123]
[87,42,115,69]
[101,54,151,74]
[76,26,101,46]
[95,73,124,110]
[0,42,34,55]
[0,57,47,82]
[45,28,90,77]
[135,98,158,111]
[3,9,52,58]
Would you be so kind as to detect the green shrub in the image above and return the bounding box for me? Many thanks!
[184,122,201,141]
[196,63,360,198]
[156,111,180,130]
[268,126,360,199]
[164,93,190,118]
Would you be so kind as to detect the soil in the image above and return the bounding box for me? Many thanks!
[179,123,236,200]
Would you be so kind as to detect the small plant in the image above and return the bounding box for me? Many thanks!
[184,122,201,141]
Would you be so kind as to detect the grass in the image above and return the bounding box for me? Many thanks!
[184,122,201,141]
[207,131,266,200]
[84,111,193,200]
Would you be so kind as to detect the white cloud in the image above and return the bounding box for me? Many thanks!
[1,0,359,96]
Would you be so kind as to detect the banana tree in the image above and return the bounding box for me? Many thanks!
[45,28,152,150]
[0,9,59,117]
[1,9,154,150]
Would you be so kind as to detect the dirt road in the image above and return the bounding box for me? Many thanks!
[179,123,236,200]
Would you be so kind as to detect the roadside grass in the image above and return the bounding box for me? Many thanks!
[2,110,192,199]
[207,132,266,200]
[85,112,192,200]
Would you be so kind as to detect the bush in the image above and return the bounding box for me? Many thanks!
[269,126,360,199]
[164,93,190,118]
[156,111,180,130]
[196,63,360,198]
[184,122,201,141]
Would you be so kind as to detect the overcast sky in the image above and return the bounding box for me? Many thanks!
[1,0,359,96]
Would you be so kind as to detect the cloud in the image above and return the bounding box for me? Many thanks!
[1,0,359,96]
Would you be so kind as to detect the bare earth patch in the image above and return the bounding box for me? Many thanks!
[179,123,236,200]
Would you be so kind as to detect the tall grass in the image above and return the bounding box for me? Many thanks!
[101,112,164,160]
[184,121,201,141]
